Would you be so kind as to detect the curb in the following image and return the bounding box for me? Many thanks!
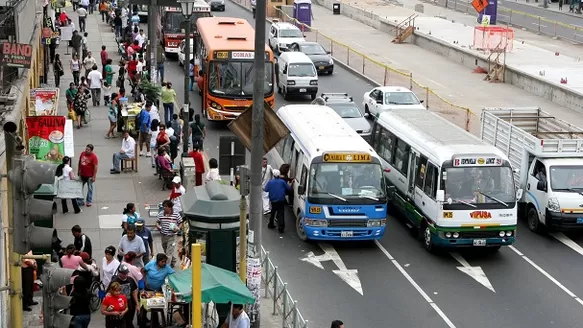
[228,0,383,88]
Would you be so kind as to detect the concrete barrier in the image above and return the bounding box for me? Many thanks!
[312,0,583,114]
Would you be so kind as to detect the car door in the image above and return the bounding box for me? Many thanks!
[527,160,549,224]
[366,89,379,114]
[269,27,278,48]
[280,63,288,87]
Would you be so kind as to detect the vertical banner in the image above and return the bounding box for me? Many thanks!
[26,116,67,163]
[29,88,59,116]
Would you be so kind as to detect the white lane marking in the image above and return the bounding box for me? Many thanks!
[301,243,364,295]
[549,232,583,257]
[450,252,496,293]
[375,240,457,328]
[509,245,583,306]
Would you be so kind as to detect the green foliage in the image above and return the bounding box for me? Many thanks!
[139,78,161,102]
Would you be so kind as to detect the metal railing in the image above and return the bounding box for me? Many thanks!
[261,246,309,328]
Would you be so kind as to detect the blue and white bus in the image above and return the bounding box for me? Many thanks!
[269,105,387,241]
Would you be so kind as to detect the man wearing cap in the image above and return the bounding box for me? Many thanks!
[169,176,186,214]
[264,169,292,233]
[135,219,153,264]
[110,263,139,327]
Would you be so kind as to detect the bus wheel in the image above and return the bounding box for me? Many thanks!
[422,223,435,253]
[296,214,308,241]
[527,206,545,234]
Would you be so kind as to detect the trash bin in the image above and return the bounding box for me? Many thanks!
[333,2,340,14]
[33,183,57,275]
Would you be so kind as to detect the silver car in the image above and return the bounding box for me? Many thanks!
[312,93,372,141]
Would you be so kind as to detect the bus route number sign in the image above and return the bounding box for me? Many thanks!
[323,153,371,163]
[215,51,229,59]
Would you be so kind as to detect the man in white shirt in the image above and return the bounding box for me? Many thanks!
[77,6,88,32]
[261,157,274,214]
[169,176,186,214]
[80,0,90,9]
[87,66,103,106]
[221,304,250,328]
[136,57,144,74]
[111,130,136,174]
[135,29,146,48]
[83,51,96,77]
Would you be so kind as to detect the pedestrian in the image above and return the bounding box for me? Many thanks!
[121,203,140,235]
[156,199,183,268]
[122,251,144,284]
[101,282,129,328]
[106,92,119,139]
[70,54,81,86]
[161,82,176,123]
[222,303,251,328]
[56,157,82,214]
[331,320,344,328]
[21,251,37,312]
[101,246,120,289]
[149,119,160,167]
[157,41,165,82]
[77,5,88,32]
[74,85,91,129]
[170,113,182,145]
[190,113,206,150]
[205,158,221,183]
[77,144,98,206]
[559,0,563,10]
[118,225,146,268]
[53,54,64,88]
[61,244,89,271]
[137,102,152,157]
[169,176,186,214]
[100,45,108,75]
[135,219,153,264]
[104,58,115,86]
[111,130,136,174]
[71,30,83,58]
[103,81,113,106]
[99,1,108,22]
[87,65,103,106]
[70,276,92,328]
[265,169,291,233]
[71,0,79,11]
[117,59,126,88]
[88,0,95,14]
[113,12,123,39]
[72,225,93,258]
[81,32,89,61]
[80,0,89,10]
[155,122,171,155]
[261,157,274,215]
[105,272,138,328]
[83,51,96,78]
[189,59,195,91]
[188,146,205,186]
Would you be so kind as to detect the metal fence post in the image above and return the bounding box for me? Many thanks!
[384,67,388,86]
[425,86,430,109]
[537,16,541,34]
[409,72,413,91]
[272,267,278,315]
[347,49,350,66]
[281,284,288,328]
[465,109,470,132]
[292,301,298,328]
[304,320,309,328]
[330,40,334,55]
[263,253,270,298]
[362,55,365,74]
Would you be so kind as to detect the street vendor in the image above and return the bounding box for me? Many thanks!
[143,253,174,291]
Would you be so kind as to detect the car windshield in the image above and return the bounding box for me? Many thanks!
[444,166,516,204]
[288,63,316,77]
[309,163,385,200]
[280,28,303,38]
[164,12,210,34]
[301,44,326,55]
[208,61,274,98]
[550,165,583,191]
[327,103,362,118]
[384,91,420,105]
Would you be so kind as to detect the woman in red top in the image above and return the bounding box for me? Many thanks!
[58,11,70,26]
[156,124,171,152]
[101,282,128,328]
[188,147,206,186]
[126,55,138,80]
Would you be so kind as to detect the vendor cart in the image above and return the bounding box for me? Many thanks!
[120,101,142,137]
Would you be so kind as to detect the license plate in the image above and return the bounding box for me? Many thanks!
[473,239,486,246]
[340,231,353,238]
[577,218,583,224]
[299,88,307,92]
[319,66,325,69]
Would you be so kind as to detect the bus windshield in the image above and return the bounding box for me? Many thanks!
[208,61,274,97]
[164,12,210,33]
[308,162,385,201]
[444,166,515,205]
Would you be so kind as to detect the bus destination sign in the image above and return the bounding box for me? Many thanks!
[453,156,502,167]
[323,153,371,163]
[214,51,270,60]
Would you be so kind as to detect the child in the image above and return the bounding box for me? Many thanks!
[102,81,112,105]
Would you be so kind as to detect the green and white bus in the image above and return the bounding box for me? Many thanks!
[369,109,521,252]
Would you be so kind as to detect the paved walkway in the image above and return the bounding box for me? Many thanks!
[23,5,280,328]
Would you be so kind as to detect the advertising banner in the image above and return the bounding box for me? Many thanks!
[0,42,32,68]
[30,88,59,116]
[26,116,66,163]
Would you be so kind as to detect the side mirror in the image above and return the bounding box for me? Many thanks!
[198,70,203,76]
[435,190,445,202]
[386,185,396,199]
[376,99,383,104]
[304,34,307,38]
[420,100,424,103]
[364,112,370,118]
[283,69,287,74]
[298,185,305,195]
[326,50,331,54]
[537,179,547,192]
[516,189,524,201]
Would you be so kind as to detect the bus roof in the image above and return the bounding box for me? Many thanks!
[376,109,507,165]
[197,16,270,52]
[278,105,377,160]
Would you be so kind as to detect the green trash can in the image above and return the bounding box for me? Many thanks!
[32,183,57,275]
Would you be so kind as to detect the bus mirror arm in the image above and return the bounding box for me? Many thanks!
[298,185,305,195]
[435,190,445,202]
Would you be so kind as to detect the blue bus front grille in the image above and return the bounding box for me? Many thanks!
[327,219,368,228]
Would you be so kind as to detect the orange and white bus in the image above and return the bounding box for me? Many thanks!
[156,1,211,56]
[196,16,275,121]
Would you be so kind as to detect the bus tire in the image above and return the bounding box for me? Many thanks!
[527,206,545,234]
[422,222,436,253]
[296,213,308,241]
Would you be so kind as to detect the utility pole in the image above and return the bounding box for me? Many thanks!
[148,0,158,84]
[182,16,192,157]
[249,0,266,264]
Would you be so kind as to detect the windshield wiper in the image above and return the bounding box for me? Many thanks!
[327,193,347,202]
[477,191,509,207]
[452,199,477,208]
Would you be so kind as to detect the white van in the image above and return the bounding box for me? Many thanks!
[276,52,318,100]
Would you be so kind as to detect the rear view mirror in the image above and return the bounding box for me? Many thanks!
[516,189,523,200]
[420,100,424,103]
[435,190,445,202]
[326,51,331,54]
[537,180,547,192]
[283,69,287,74]
[298,185,305,195]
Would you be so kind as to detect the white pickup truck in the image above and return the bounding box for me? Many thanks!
[481,107,583,233]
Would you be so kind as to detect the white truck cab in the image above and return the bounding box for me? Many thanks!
[268,20,306,53]
[481,107,583,233]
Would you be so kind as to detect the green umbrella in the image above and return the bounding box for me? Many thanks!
[168,263,256,304]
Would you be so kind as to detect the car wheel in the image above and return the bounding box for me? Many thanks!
[283,87,289,100]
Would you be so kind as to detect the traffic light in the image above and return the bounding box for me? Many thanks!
[7,154,58,254]
[41,263,75,328]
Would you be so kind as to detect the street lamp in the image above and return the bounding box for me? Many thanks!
[178,0,195,157]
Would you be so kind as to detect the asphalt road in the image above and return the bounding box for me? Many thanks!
[431,0,583,41]
[163,3,583,327]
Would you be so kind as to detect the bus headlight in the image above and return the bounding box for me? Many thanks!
[506,231,513,237]
[304,219,327,227]
[309,80,318,85]
[445,232,452,238]
[452,232,459,238]
[287,81,295,85]
[548,198,560,212]
[367,219,386,227]
[499,231,506,237]
[210,101,222,110]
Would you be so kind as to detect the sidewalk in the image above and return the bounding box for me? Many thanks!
[23,5,279,328]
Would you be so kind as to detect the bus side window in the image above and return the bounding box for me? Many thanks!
[300,164,308,189]
[393,138,410,176]
[415,156,428,189]
[281,136,294,163]
[424,163,438,198]
[378,126,396,164]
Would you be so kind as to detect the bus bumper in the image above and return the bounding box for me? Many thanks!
[303,226,386,241]
[431,234,515,248]
[206,106,242,121]
[164,47,179,54]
